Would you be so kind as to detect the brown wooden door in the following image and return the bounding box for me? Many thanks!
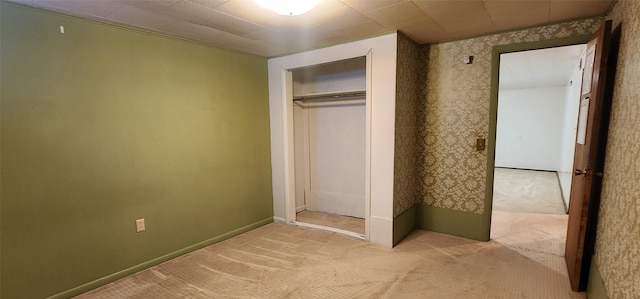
[564,20,612,292]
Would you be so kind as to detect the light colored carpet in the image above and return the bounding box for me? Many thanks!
[296,210,365,235]
[76,211,583,299]
[493,168,566,214]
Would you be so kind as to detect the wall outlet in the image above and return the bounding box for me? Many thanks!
[135,218,145,232]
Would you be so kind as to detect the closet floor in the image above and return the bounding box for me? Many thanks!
[296,210,365,235]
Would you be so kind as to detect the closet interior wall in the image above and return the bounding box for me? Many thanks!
[292,57,367,225]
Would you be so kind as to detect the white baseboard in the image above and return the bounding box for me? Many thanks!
[369,216,393,248]
[295,205,306,213]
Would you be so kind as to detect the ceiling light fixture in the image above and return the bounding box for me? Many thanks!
[255,0,320,16]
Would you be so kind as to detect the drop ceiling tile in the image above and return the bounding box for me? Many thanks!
[248,20,384,53]
[119,0,181,12]
[214,0,344,26]
[6,0,615,58]
[26,0,118,18]
[483,0,550,17]
[392,14,440,33]
[447,25,497,40]
[307,0,349,13]
[307,5,372,31]
[414,0,486,19]
[159,20,252,48]
[280,1,358,31]
[491,6,549,31]
[186,0,228,9]
[45,0,125,18]
[402,27,451,44]
[399,20,449,43]
[163,1,267,36]
[549,0,612,22]
[500,45,584,90]
[7,0,33,5]
[207,30,256,49]
[332,21,388,39]
[364,1,428,28]
[160,20,219,38]
[108,4,177,30]
[214,0,320,31]
[244,29,291,44]
[240,41,290,57]
[339,0,406,13]
[435,10,495,34]
[199,0,264,23]
[25,0,70,13]
[300,21,387,47]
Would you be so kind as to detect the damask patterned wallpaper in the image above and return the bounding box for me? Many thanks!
[393,34,421,218]
[595,0,640,297]
[420,17,603,214]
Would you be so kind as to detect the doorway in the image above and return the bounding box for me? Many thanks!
[492,44,586,216]
[490,44,586,253]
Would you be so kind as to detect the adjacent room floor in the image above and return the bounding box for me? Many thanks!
[492,167,567,214]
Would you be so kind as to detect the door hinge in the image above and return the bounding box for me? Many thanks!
[574,168,593,176]
[575,168,604,177]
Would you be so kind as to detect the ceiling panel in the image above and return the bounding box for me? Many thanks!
[340,0,406,13]
[108,5,177,30]
[414,0,487,19]
[306,5,370,31]
[16,0,117,16]
[483,1,550,17]
[5,0,614,57]
[185,0,228,9]
[549,0,613,22]
[163,1,267,36]
[363,1,427,28]
[491,7,550,31]
[437,10,495,34]
[123,0,181,12]
[500,44,586,90]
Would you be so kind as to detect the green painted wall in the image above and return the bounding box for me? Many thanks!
[393,204,417,246]
[416,204,488,241]
[0,3,273,298]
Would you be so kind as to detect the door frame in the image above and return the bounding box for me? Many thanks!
[483,34,592,238]
[283,52,373,241]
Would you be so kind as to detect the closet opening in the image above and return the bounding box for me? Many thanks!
[289,56,367,239]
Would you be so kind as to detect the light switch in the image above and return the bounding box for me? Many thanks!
[476,138,486,151]
[465,55,474,64]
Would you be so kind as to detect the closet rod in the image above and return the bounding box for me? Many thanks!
[292,90,366,102]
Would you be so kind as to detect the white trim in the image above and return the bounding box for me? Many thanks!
[284,55,370,230]
[369,216,393,248]
[364,50,372,241]
[273,217,286,224]
[268,33,398,248]
[283,70,296,223]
